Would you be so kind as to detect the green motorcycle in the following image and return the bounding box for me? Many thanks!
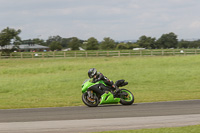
[81,79,134,107]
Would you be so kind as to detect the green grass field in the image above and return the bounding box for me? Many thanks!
[93,125,200,133]
[0,55,200,109]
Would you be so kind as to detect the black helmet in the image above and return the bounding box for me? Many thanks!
[88,68,97,78]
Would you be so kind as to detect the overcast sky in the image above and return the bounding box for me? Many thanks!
[0,0,200,41]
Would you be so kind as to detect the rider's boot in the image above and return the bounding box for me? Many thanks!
[112,85,120,93]
[111,85,120,97]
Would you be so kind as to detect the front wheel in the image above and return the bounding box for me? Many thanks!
[82,92,100,107]
[119,89,134,105]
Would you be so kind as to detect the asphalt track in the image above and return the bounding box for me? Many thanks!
[0,100,200,133]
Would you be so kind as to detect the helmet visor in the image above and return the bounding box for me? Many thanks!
[91,69,97,78]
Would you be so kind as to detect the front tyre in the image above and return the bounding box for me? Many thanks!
[119,89,134,105]
[82,92,99,107]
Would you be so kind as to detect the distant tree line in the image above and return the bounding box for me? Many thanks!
[1,27,200,53]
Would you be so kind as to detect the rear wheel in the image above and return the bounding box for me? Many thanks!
[119,89,134,105]
[82,92,100,107]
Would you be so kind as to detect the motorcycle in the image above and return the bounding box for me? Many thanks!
[81,79,134,107]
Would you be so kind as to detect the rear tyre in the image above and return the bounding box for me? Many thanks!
[119,89,134,105]
[82,92,99,107]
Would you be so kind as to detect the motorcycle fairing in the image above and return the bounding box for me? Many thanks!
[100,92,120,104]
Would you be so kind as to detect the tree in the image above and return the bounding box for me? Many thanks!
[190,40,200,48]
[116,43,129,49]
[128,43,139,49]
[33,38,46,46]
[68,37,81,50]
[49,41,62,51]
[0,27,21,54]
[100,37,116,50]
[61,38,74,48]
[86,37,99,50]
[46,35,62,46]
[178,40,190,48]
[156,32,178,49]
[46,36,80,48]
[0,27,21,46]
[137,35,156,49]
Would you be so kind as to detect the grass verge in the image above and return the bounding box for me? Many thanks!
[0,55,200,109]
[93,125,200,133]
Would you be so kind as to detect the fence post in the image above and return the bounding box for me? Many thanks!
[118,51,120,57]
[53,51,55,58]
[75,52,77,57]
[21,53,23,58]
[151,50,153,56]
[85,52,88,57]
[162,50,164,56]
[64,52,66,57]
[96,51,98,57]
[107,51,109,56]
[140,50,142,56]
[195,49,197,55]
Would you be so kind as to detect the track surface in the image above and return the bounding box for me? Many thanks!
[0,100,200,132]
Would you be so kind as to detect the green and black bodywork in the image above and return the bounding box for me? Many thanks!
[81,79,134,107]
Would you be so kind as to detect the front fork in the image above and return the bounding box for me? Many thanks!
[87,90,94,99]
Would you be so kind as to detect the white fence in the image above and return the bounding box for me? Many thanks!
[1,49,200,59]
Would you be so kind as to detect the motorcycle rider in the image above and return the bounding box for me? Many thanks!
[88,68,119,93]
